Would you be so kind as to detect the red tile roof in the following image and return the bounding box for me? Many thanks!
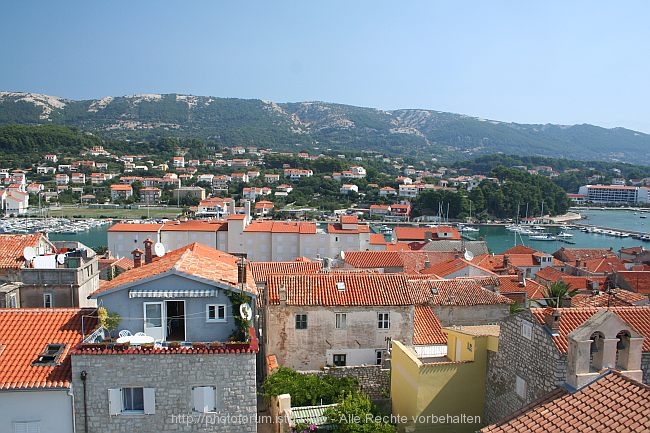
[245,221,317,234]
[407,278,513,306]
[394,226,460,241]
[616,271,650,294]
[481,371,650,433]
[161,220,227,232]
[502,245,538,255]
[421,258,498,278]
[553,247,617,263]
[327,223,370,234]
[413,305,447,345]
[571,289,648,307]
[107,223,163,233]
[581,256,627,273]
[369,233,387,245]
[91,243,257,297]
[0,308,98,390]
[497,275,546,300]
[267,274,415,306]
[249,261,323,283]
[0,233,50,270]
[339,215,358,224]
[530,306,650,353]
[342,251,457,274]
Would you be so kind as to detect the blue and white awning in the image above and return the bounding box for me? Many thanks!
[129,289,217,298]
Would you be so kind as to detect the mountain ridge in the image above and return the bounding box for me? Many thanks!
[1,91,648,165]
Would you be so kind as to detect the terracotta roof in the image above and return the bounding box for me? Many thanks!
[91,243,257,297]
[571,289,648,307]
[327,223,370,234]
[342,251,458,274]
[413,305,447,345]
[497,275,546,300]
[161,220,227,232]
[0,233,49,270]
[394,226,460,241]
[407,278,513,306]
[110,184,132,191]
[98,256,134,272]
[472,254,506,272]
[530,306,650,353]
[245,221,317,234]
[0,308,98,390]
[421,258,498,278]
[481,371,650,433]
[535,266,571,282]
[616,271,650,294]
[267,274,415,306]
[249,261,323,283]
[502,245,537,255]
[107,223,163,233]
[553,247,617,263]
[369,233,387,245]
[339,215,358,224]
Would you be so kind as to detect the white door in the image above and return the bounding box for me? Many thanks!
[144,302,164,341]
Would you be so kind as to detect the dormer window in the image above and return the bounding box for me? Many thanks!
[32,343,65,366]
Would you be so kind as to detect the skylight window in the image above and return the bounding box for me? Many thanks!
[32,343,65,366]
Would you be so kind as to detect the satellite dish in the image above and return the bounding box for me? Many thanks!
[464,250,475,261]
[239,303,253,321]
[56,254,66,265]
[154,242,166,257]
[23,246,36,261]
[340,251,346,260]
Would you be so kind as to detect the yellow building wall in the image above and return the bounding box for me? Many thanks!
[391,332,498,433]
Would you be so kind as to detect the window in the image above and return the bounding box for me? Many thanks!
[378,312,390,329]
[43,293,53,308]
[32,344,65,366]
[335,313,347,329]
[8,293,17,308]
[376,350,383,366]
[333,354,347,366]
[295,314,308,330]
[123,387,144,412]
[192,386,217,413]
[109,387,155,415]
[13,421,40,433]
[206,304,226,322]
[515,376,527,399]
[521,321,533,340]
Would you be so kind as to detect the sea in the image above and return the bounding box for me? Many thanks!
[48,208,649,255]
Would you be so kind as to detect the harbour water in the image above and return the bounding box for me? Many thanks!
[30,208,650,255]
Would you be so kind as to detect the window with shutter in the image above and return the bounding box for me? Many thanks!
[108,388,122,415]
[192,386,217,413]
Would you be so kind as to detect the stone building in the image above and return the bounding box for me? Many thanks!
[484,306,650,425]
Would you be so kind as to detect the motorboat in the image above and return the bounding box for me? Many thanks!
[556,232,573,238]
[529,234,558,241]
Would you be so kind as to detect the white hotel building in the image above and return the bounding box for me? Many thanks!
[577,185,650,204]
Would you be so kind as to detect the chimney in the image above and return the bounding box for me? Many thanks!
[504,255,510,268]
[424,258,431,269]
[143,238,153,264]
[544,308,562,335]
[279,284,287,305]
[132,248,144,268]
[575,259,581,269]
[424,231,433,241]
[244,200,251,221]
[518,271,526,287]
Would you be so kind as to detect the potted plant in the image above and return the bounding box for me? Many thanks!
[98,307,121,341]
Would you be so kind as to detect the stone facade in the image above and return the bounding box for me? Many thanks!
[71,352,257,433]
[265,304,413,370]
[432,304,510,327]
[643,353,650,384]
[484,311,566,425]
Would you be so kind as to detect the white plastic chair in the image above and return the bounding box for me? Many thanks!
[118,330,132,338]
[134,332,146,337]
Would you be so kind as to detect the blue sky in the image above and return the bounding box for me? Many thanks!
[2,1,649,132]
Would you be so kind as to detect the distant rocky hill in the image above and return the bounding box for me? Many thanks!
[1,91,649,165]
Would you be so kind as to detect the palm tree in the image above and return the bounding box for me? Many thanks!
[542,281,579,307]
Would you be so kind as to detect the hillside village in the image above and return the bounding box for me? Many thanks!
[0,143,649,432]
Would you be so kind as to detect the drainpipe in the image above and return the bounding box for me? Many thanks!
[68,384,77,433]
[80,370,88,433]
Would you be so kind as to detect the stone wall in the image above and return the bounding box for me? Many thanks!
[321,365,390,401]
[642,353,650,385]
[71,352,257,433]
[484,311,566,425]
